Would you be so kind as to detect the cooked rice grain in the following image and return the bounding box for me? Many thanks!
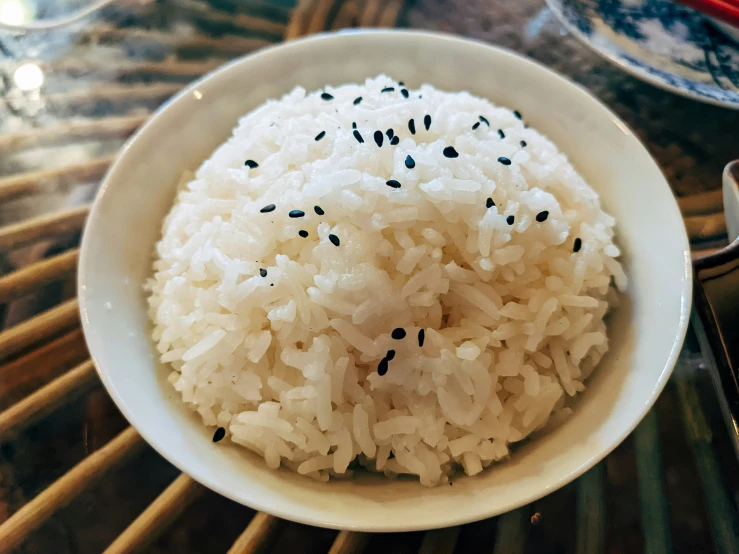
[146,75,625,486]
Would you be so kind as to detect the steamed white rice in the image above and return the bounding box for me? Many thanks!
[146,75,626,486]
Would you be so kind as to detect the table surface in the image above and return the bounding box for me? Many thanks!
[0,1,738,553]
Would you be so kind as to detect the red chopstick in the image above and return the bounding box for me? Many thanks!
[674,0,739,28]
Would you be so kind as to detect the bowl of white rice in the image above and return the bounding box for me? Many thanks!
[78,30,691,531]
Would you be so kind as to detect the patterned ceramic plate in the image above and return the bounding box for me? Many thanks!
[547,0,739,109]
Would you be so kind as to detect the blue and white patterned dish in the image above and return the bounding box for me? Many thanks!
[547,0,739,109]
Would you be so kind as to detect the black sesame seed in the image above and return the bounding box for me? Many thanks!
[314,205,324,216]
[245,160,259,168]
[443,146,459,158]
[352,122,357,129]
[386,179,401,189]
[314,130,326,141]
[536,211,549,222]
[374,130,383,147]
[386,128,394,139]
[573,238,582,252]
[353,129,364,144]
[390,136,399,145]
[398,81,405,86]
[408,119,416,135]
[418,329,425,347]
[213,427,226,442]
[289,209,305,218]
[405,155,415,169]
[479,116,490,126]
[378,358,389,376]
[328,234,340,246]
[381,86,395,93]
[321,92,334,100]
[472,122,480,130]
[259,268,267,277]
[520,140,527,147]
[507,215,515,225]
[513,110,522,120]
[386,349,396,361]
[391,328,406,340]
[353,96,362,105]
[498,129,505,139]
[424,114,431,130]
[486,197,495,209]
[260,204,276,213]
[401,89,409,98]
[498,156,512,166]
[299,230,309,238]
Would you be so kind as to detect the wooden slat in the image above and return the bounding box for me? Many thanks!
[115,60,219,79]
[332,0,359,29]
[48,83,183,111]
[685,212,726,242]
[0,328,88,411]
[575,463,605,554]
[0,298,80,361]
[675,373,739,554]
[176,34,274,58]
[678,189,723,216]
[0,359,97,439]
[81,26,272,53]
[177,0,286,36]
[418,526,462,554]
[692,246,725,261]
[0,249,79,303]
[493,508,528,554]
[307,0,336,34]
[0,205,89,251]
[285,0,316,40]
[0,157,113,204]
[359,0,384,26]
[0,427,144,554]
[0,116,146,154]
[634,409,673,554]
[328,531,369,554]
[103,474,203,554]
[226,512,281,554]
[378,0,403,27]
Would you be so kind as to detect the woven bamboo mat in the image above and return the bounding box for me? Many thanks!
[0,1,738,552]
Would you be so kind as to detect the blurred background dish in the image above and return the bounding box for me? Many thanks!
[547,0,739,108]
[711,18,739,43]
[673,0,739,42]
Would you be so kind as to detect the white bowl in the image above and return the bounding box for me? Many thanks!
[78,30,692,532]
